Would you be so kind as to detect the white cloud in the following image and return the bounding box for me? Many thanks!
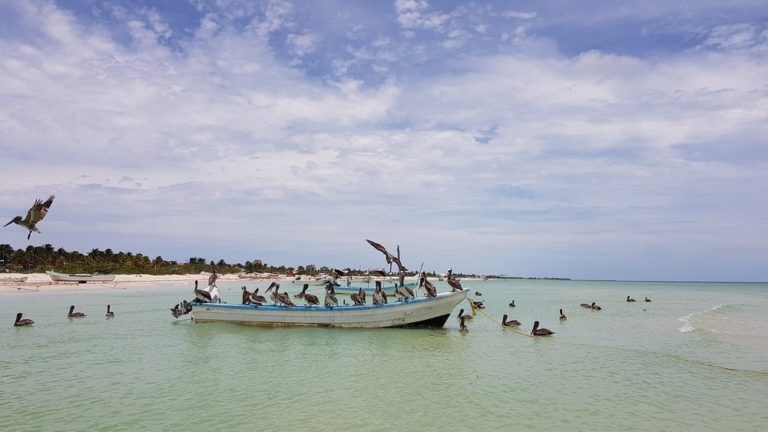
[394,0,449,30]
[287,32,319,57]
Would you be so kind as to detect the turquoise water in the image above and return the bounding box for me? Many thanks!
[2,280,767,431]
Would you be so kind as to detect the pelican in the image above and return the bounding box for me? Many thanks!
[194,280,212,303]
[645,296,652,302]
[351,287,365,305]
[419,274,437,297]
[626,295,636,302]
[68,305,86,318]
[249,288,267,304]
[502,314,521,327]
[395,281,414,301]
[265,282,278,304]
[372,281,385,305]
[509,300,516,308]
[531,321,554,336]
[459,316,468,334]
[324,282,338,308]
[446,268,463,291]
[242,286,252,304]
[14,312,34,327]
[475,291,482,296]
[559,309,567,320]
[4,195,55,239]
[274,284,296,307]
[591,302,602,311]
[365,239,405,272]
[297,284,319,306]
[208,267,218,287]
[457,308,473,321]
[106,304,115,318]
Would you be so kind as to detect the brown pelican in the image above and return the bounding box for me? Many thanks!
[502,314,521,327]
[106,304,115,318]
[591,302,602,310]
[645,296,652,302]
[446,268,463,291]
[208,267,218,287]
[365,239,405,272]
[351,287,365,305]
[324,282,338,308]
[372,281,385,305]
[626,295,636,302]
[459,316,468,334]
[249,288,267,304]
[457,308,473,321]
[4,195,55,239]
[265,282,278,304]
[509,300,516,307]
[395,281,414,301]
[194,280,212,303]
[297,284,319,306]
[559,309,567,320]
[419,274,437,297]
[475,291,482,296]
[68,305,86,318]
[241,286,252,304]
[14,312,34,327]
[531,321,554,336]
[274,284,296,307]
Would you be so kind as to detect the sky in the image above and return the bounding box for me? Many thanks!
[1,0,767,281]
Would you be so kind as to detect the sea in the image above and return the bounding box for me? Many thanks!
[2,279,767,431]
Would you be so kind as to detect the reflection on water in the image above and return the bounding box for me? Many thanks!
[2,280,767,431]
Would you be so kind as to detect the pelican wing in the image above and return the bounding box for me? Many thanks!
[366,239,393,264]
[25,195,55,225]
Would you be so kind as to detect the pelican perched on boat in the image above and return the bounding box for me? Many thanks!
[626,295,636,302]
[350,287,366,305]
[242,286,252,304]
[324,282,338,308]
[502,314,521,327]
[265,282,278,304]
[559,309,567,320]
[68,305,86,318]
[296,284,319,306]
[274,284,296,307]
[531,321,554,336]
[457,308,473,321]
[106,305,115,318]
[446,268,463,292]
[4,195,55,239]
[395,281,414,301]
[249,288,267,304]
[194,280,212,303]
[14,312,34,327]
[419,274,437,297]
[372,281,385,305]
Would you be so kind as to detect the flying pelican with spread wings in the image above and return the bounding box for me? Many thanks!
[365,239,405,273]
[4,195,55,240]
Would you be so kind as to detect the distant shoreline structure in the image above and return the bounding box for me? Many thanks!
[483,275,570,281]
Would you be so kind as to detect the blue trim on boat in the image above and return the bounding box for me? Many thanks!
[199,292,454,312]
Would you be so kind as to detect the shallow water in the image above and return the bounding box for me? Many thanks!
[2,279,767,431]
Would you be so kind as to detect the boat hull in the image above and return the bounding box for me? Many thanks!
[192,290,468,328]
[331,281,418,296]
[46,271,116,283]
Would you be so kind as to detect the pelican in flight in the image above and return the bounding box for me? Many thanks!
[68,305,86,318]
[531,321,554,336]
[365,239,405,272]
[106,305,115,318]
[14,312,34,327]
[502,314,521,327]
[4,195,55,239]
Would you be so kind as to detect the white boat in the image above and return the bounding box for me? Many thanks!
[46,271,116,283]
[191,290,469,328]
[0,276,28,283]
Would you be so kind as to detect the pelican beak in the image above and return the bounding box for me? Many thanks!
[3,219,14,227]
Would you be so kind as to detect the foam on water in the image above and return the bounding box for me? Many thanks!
[677,304,727,333]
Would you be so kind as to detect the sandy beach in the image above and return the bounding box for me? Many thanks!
[0,272,286,294]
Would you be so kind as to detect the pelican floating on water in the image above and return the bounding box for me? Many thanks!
[457,308,473,321]
[68,305,86,318]
[626,296,636,302]
[4,195,55,239]
[559,309,567,320]
[531,321,554,336]
[509,300,516,308]
[645,296,652,302]
[106,305,115,318]
[14,312,34,327]
[502,314,521,327]
[459,316,468,334]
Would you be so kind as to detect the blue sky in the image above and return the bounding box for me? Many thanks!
[1,0,767,281]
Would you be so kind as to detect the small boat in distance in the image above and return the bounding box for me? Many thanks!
[190,290,469,328]
[46,271,116,283]
[0,276,28,283]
